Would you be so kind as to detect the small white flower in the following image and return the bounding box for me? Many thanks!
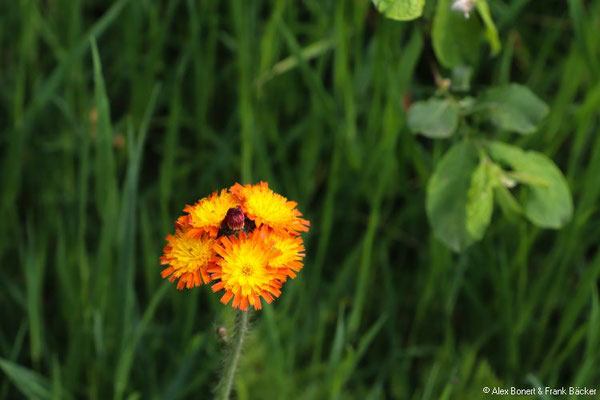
[451,0,476,18]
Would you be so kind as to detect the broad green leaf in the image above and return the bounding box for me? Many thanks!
[466,159,498,240]
[407,98,459,138]
[487,141,573,228]
[478,84,549,134]
[371,0,425,21]
[432,0,482,68]
[426,140,479,251]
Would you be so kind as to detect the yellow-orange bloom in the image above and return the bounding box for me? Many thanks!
[160,229,214,290]
[255,228,305,280]
[230,182,310,235]
[209,231,284,310]
[162,182,310,309]
[182,189,239,238]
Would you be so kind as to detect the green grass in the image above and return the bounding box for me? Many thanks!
[1,0,600,399]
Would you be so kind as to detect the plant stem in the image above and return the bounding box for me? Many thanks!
[217,310,249,400]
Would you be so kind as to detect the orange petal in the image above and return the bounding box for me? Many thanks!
[220,291,234,305]
[240,296,249,311]
[212,281,225,292]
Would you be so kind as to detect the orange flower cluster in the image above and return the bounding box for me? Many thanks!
[161,182,310,310]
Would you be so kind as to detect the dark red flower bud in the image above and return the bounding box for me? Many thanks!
[224,206,245,231]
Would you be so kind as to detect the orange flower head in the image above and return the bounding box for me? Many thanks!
[256,228,306,280]
[160,229,214,289]
[162,183,310,309]
[230,182,310,235]
[209,231,284,310]
[184,189,239,237]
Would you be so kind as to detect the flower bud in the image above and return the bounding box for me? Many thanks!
[224,206,245,231]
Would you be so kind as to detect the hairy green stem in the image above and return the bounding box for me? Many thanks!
[217,310,249,400]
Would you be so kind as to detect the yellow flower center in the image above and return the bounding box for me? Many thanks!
[241,265,254,276]
[218,236,275,297]
[170,234,213,275]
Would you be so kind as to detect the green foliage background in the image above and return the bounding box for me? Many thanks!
[1,0,600,399]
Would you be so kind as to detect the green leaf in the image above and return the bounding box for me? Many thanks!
[407,98,459,138]
[371,0,425,21]
[466,159,497,240]
[451,65,473,92]
[494,185,523,222]
[475,0,501,55]
[478,84,549,134]
[432,0,482,68]
[426,140,479,251]
[487,141,573,228]
[0,358,53,400]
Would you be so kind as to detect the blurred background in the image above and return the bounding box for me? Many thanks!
[2,0,600,399]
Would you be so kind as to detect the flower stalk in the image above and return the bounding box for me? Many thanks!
[217,310,250,400]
